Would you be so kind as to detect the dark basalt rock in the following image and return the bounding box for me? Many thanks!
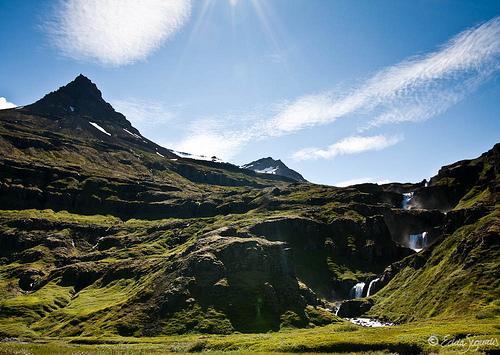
[17,248,47,263]
[381,181,427,194]
[95,236,122,251]
[25,74,137,131]
[18,269,45,291]
[383,208,445,245]
[141,234,316,333]
[101,261,147,285]
[440,206,493,234]
[337,298,374,318]
[375,252,428,292]
[186,236,305,332]
[250,216,413,300]
[59,262,105,291]
[349,183,403,207]
[0,156,271,220]
[411,143,499,211]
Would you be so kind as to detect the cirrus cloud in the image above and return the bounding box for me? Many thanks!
[45,0,192,66]
[170,17,500,160]
[111,98,175,127]
[269,16,500,133]
[167,118,252,160]
[292,134,403,161]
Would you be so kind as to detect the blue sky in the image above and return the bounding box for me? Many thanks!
[1,0,499,185]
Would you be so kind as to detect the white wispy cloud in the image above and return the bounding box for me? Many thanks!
[45,0,191,66]
[292,134,402,161]
[172,132,243,160]
[168,118,250,159]
[111,98,175,127]
[334,177,391,187]
[160,17,500,160]
[268,16,500,133]
[0,97,17,110]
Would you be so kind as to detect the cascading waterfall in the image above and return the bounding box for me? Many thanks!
[402,192,414,209]
[366,278,380,297]
[408,231,427,252]
[350,282,366,299]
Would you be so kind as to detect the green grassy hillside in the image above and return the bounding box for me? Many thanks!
[0,76,498,353]
[369,209,499,322]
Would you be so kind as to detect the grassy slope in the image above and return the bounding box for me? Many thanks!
[0,319,498,354]
[1,209,498,353]
[0,205,352,337]
[368,209,499,323]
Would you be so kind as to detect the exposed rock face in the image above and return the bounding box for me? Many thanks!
[411,143,499,211]
[337,298,374,318]
[112,234,327,334]
[382,208,445,245]
[182,235,307,332]
[59,262,105,291]
[18,269,45,291]
[250,216,413,300]
[242,157,307,182]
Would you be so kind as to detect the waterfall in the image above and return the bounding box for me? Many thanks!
[408,231,427,252]
[402,192,414,209]
[350,282,366,299]
[367,278,379,297]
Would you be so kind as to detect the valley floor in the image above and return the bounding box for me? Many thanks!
[1,319,498,354]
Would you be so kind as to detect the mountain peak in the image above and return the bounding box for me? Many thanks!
[24,75,132,128]
[72,73,98,90]
[76,73,88,80]
[242,157,307,182]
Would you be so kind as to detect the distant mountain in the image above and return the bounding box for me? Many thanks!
[242,157,307,182]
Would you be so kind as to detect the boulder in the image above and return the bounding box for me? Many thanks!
[336,298,374,318]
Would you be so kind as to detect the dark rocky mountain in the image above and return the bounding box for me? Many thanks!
[242,157,307,182]
[0,75,497,343]
[26,74,135,131]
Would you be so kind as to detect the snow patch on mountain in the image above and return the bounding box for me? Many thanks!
[255,166,279,174]
[89,121,111,136]
[123,128,141,139]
